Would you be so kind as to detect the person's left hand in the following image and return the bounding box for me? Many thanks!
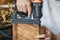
[36,29,51,40]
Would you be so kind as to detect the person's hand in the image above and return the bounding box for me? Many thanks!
[36,29,51,40]
[16,0,32,16]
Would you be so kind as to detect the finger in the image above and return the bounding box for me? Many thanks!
[17,4,20,12]
[22,5,28,13]
[16,2,21,12]
[27,5,32,16]
[20,5,23,12]
[36,34,45,39]
[45,37,51,40]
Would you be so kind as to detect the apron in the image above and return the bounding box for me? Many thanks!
[41,0,60,34]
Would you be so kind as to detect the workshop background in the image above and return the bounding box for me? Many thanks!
[0,0,16,40]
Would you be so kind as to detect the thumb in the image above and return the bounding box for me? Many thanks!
[27,5,32,17]
[36,34,45,39]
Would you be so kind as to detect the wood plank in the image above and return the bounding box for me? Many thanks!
[13,24,46,40]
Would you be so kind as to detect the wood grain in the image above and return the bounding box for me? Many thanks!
[13,24,39,40]
[13,24,46,40]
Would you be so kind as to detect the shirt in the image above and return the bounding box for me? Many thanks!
[41,0,60,34]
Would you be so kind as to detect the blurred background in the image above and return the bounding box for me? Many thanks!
[0,0,16,40]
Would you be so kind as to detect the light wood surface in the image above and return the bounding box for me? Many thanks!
[13,24,46,40]
[13,24,40,40]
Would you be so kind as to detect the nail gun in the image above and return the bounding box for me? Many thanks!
[11,0,43,27]
[0,0,43,26]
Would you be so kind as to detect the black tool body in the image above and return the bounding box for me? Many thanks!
[11,2,42,26]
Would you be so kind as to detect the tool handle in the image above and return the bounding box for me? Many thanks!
[33,2,42,18]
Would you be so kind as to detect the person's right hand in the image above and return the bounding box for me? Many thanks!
[16,0,32,16]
